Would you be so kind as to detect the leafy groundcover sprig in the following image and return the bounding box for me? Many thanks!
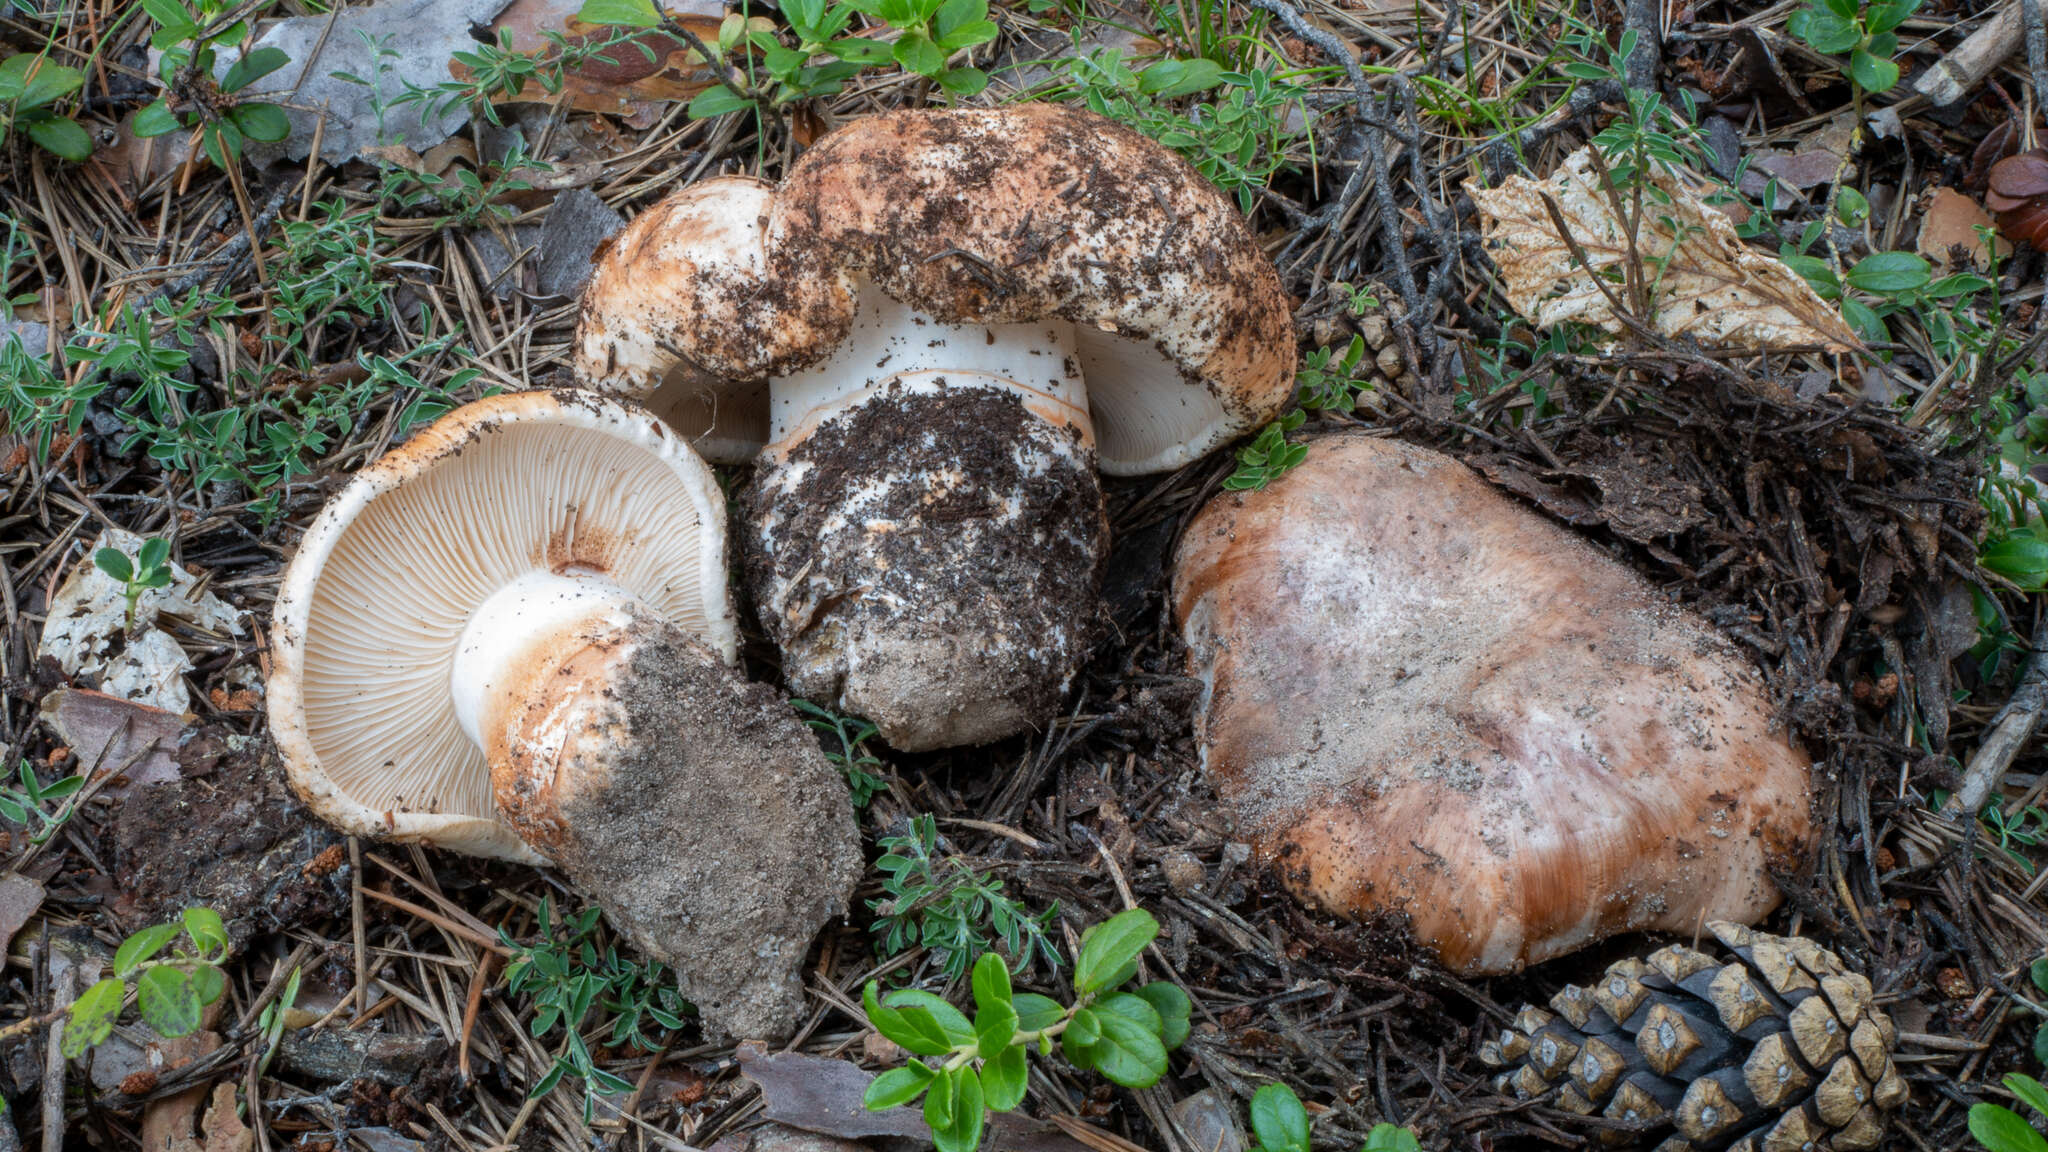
[861,908,1191,1152]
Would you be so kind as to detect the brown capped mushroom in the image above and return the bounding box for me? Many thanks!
[269,391,861,1039]
[574,103,1295,751]
[1171,434,1815,972]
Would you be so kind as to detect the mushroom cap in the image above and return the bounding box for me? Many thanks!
[1172,434,1816,973]
[573,104,1296,474]
[268,390,736,863]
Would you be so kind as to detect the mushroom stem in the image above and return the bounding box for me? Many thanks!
[764,287,1095,454]
[744,291,1112,750]
[449,569,648,761]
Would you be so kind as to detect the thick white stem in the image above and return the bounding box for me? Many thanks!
[449,569,645,752]
[767,286,1094,454]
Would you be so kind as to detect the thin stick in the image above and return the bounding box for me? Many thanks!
[1950,612,2048,815]
[1913,1,2024,106]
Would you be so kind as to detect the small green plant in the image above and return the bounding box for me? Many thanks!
[872,814,1059,980]
[580,0,998,120]
[1786,0,1921,95]
[64,909,231,1057]
[1328,282,1379,316]
[1223,409,1306,491]
[861,910,1191,1152]
[135,0,294,168]
[0,760,85,848]
[255,965,302,1076]
[1060,50,1310,213]
[1244,1084,1421,1152]
[794,700,888,808]
[1970,1073,2048,1152]
[1296,336,1374,414]
[0,52,90,161]
[95,537,175,633]
[501,897,689,1123]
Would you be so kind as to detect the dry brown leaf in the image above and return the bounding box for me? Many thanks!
[1916,186,2010,272]
[453,0,726,124]
[1466,144,1860,353]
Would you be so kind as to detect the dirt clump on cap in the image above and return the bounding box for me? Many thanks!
[547,620,862,1041]
[741,384,1106,751]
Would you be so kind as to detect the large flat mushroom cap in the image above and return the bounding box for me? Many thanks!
[1172,434,1816,973]
[769,103,1295,475]
[268,391,736,862]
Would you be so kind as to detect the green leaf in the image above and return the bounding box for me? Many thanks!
[923,1062,955,1129]
[1134,983,1191,1050]
[138,537,171,572]
[867,981,952,1057]
[1846,252,1932,295]
[974,1000,1017,1056]
[886,989,975,1047]
[221,46,290,93]
[1797,9,1862,52]
[132,100,182,138]
[865,1063,937,1110]
[972,952,1012,1014]
[2031,956,2048,995]
[1250,1084,1311,1152]
[578,0,663,25]
[1841,296,1886,345]
[62,978,126,1058]
[2035,1021,2048,1070]
[1983,531,2048,590]
[1013,993,1063,1034]
[932,1066,984,1152]
[2009,1074,2048,1121]
[1362,1125,1422,1152]
[934,19,998,49]
[933,0,986,34]
[230,103,291,142]
[94,548,134,583]
[1074,909,1157,995]
[135,966,202,1037]
[188,962,225,1008]
[116,923,183,977]
[893,33,945,77]
[1090,1011,1168,1089]
[1969,1104,2048,1152]
[933,66,987,95]
[17,59,84,109]
[687,85,755,119]
[1865,0,1920,33]
[1141,57,1225,97]
[1095,992,1162,1035]
[1849,49,1899,93]
[183,907,228,959]
[981,1043,1028,1111]
[1066,1007,1100,1048]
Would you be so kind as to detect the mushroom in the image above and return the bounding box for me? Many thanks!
[573,103,1295,751]
[268,390,862,1039]
[1171,434,1816,973]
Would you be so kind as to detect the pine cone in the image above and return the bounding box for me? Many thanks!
[1986,148,2048,252]
[1479,922,1906,1151]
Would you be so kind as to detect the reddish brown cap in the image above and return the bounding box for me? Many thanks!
[574,105,1295,474]
[1172,434,1816,973]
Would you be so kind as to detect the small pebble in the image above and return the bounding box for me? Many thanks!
[1160,850,1206,895]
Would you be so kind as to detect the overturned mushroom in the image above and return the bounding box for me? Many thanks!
[268,391,861,1039]
[574,104,1295,751]
[1172,434,1816,973]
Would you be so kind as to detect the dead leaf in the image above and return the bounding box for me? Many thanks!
[1466,143,1861,353]
[39,688,188,794]
[210,0,515,164]
[455,0,724,124]
[1917,186,2012,271]
[154,1082,252,1152]
[0,873,44,956]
